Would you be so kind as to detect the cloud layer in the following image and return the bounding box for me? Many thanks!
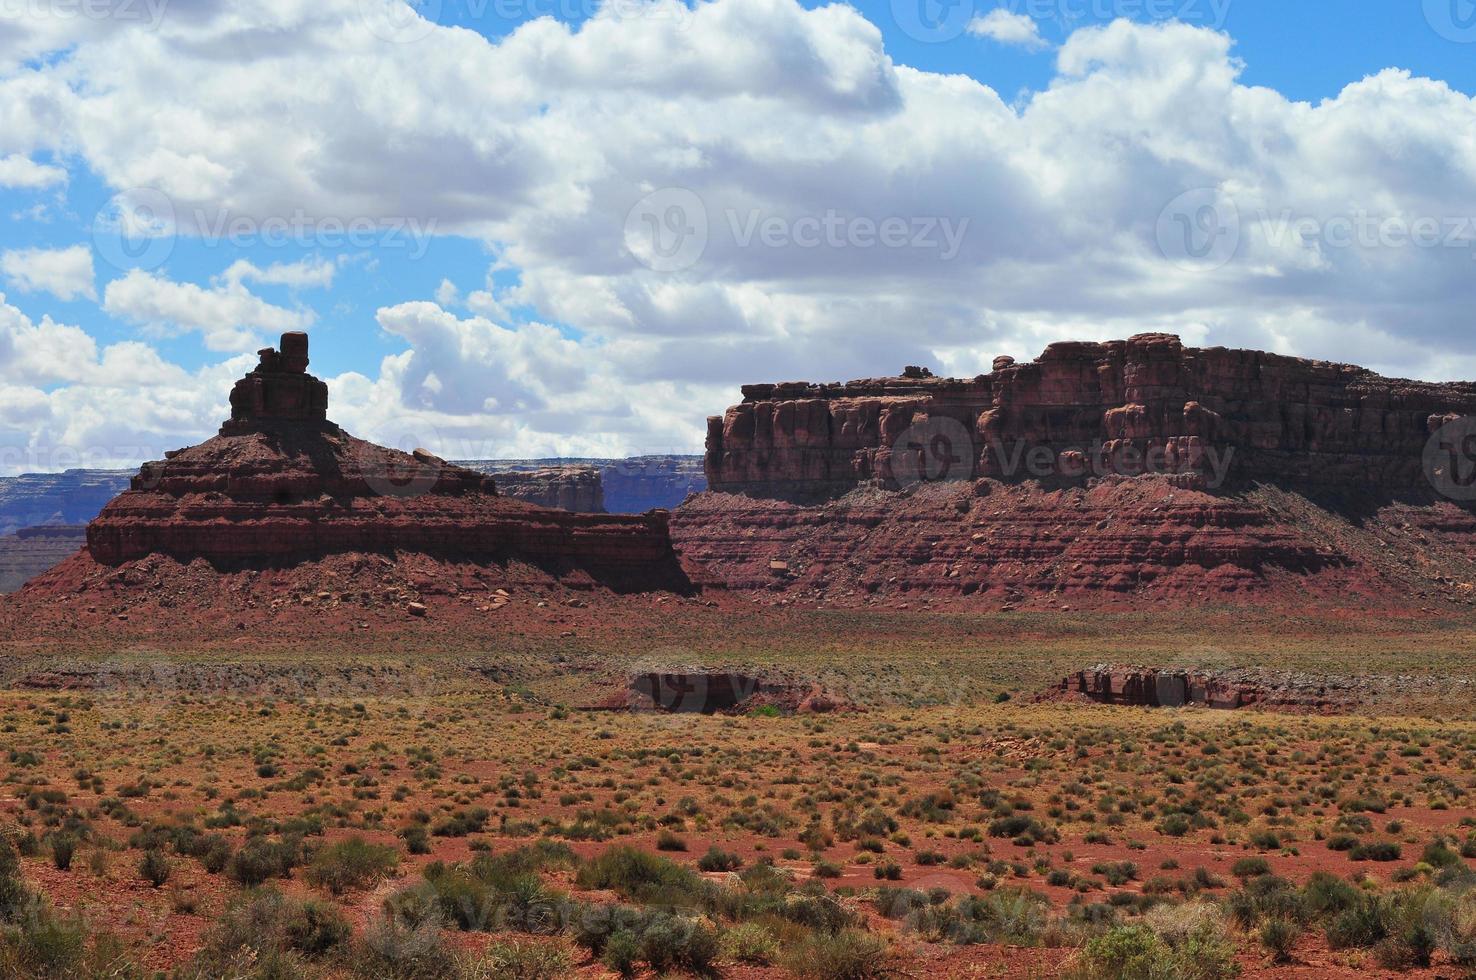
[0,1,1473,472]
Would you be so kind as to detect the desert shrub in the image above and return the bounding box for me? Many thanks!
[1140,902,1238,980]
[195,834,233,874]
[1225,876,1306,932]
[720,921,779,964]
[781,928,891,980]
[1443,889,1476,966]
[0,913,135,980]
[873,859,902,881]
[942,888,1050,946]
[576,846,715,910]
[48,834,76,872]
[697,845,742,872]
[460,936,575,980]
[1259,918,1301,963]
[350,914,459,980]
[1065,925,1170,980]
[175,888,350,978]
[1301,872,1361,917]
[655,830,687,852]
[1064,904,1236,980]
[399,825,431,855]
[1230,857,1269,879]
[988,814,1058,845]
[1350,841,1401,862]
[228,836,301,887]
[306,836,398,894]
[1422,842,1463,869]
[637,911,719,974]
[139,849,171,888]
[601,929,641,978]
[1370,889,1442,969]
[1325,895,1389,950]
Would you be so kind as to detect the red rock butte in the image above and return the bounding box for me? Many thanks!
[703,333,1476,500]
[673,334,1476,608]
[75,332,686,592]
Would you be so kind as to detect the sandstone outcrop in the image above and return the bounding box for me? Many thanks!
[704,333,1476,500]
[28,333,688,601]
[676,335,1476,607]
[1047,665,1476,715]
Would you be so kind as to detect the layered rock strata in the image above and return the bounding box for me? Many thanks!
[64,333,686,593]
[704,333,1476,500]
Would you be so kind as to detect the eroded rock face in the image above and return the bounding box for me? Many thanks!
[1048,665,1476,715]
[612,670,849,714]
[704,333,1476,500]
[70,333,688,594]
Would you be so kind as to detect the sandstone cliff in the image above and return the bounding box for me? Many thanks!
[676,335,1476,608]
[704,333,1476,500]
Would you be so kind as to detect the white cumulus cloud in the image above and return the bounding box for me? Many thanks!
[968,9,1050,50]
[102,268,315,352]
[0,245,96,302]
[0,3,1474,462]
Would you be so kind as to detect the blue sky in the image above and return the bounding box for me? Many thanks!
[0,0,1474,471]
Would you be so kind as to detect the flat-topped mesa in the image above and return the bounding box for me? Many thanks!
[704,333,1476,501]
[77,332,687,593]
[222,331,331,435]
